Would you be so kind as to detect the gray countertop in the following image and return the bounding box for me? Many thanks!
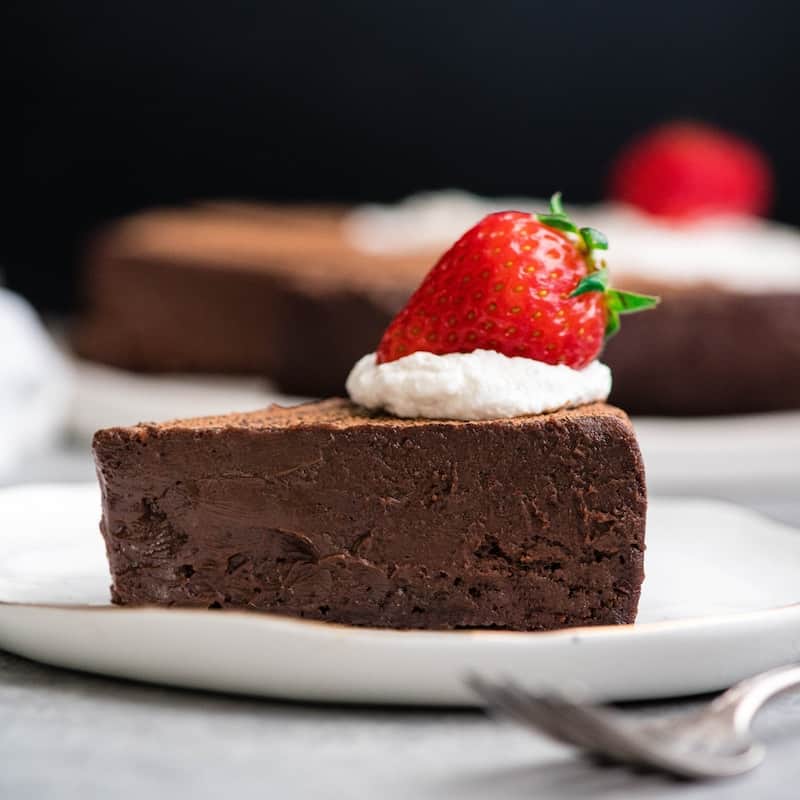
[3,444,800,800]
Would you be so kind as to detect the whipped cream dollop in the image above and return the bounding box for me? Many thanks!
[346,350,611,420]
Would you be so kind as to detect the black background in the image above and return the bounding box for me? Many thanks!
[3,1,799,310]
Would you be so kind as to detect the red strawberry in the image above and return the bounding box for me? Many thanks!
[376,194,657,368]
[609,121,773,219]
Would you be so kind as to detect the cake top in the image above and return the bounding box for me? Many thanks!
[95,398,629,440]
[93,203,432,292]
[346,191,800,294]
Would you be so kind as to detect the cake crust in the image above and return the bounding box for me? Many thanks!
[94,400,647,631]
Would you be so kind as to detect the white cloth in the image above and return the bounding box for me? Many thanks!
[0,289,72,479]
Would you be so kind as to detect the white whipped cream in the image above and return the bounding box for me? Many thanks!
[345,190,540,255]
[582,205,800,292]
[345,191,800,292]
[346,350,611,420]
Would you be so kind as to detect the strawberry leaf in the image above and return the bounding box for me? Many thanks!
[536,214,578,234]
[579,227,608,251]
[570,269,609,297]
[549,192,565,216]
[606,289,660,314]
[605,308,621,338]
[534,193,658,341]
[537,196,610,260]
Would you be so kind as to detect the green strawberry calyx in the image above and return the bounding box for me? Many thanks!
[536,192,660,338]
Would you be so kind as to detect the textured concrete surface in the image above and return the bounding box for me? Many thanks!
[2,649,800,800]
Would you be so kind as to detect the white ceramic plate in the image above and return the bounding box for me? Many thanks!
[633,411,800,496]
[2,484,799,706]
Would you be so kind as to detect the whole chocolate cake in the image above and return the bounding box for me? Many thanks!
[74,199,800,413]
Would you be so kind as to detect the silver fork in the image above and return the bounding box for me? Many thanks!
[467,665,800,780]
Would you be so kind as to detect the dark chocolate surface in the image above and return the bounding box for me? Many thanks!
[93,400,647,631]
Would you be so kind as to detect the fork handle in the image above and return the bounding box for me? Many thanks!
[712,664,800,731]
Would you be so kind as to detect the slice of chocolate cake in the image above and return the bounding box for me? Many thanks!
[93,399,647,631]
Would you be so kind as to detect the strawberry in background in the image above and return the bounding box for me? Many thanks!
[608,122,773,220]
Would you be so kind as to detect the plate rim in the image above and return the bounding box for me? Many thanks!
[2,598,800,641]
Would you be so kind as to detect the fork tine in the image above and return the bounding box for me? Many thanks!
[467,676,573,744]
[468,675,650,767]
[501,683,605,750]
[534,695,645,763]
[467,675,581,746]
[468,675,614,751]
[507,685,646,762]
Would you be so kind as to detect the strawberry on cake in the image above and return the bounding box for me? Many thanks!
[348,195,656,418]
[94,197,657,631]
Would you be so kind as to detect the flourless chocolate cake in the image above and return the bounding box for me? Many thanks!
[93,399,647,631]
